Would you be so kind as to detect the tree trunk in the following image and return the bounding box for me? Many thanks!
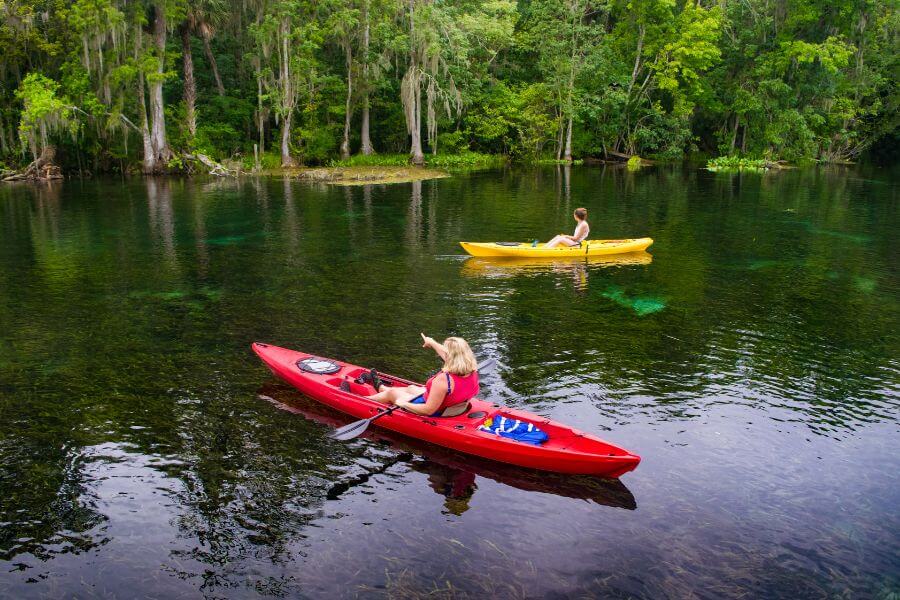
[360,3,373,155]
[255,60,265,155]
[407,0,424,166]
[564,116,573,162]
[149,3,172,168]
[181,25,197,138]
[361,102,373,155]
[340,45,352,161]
[555,112,564,161]
[140,72,156,173]
[627,25,645,97]
[202,34,225,96]
[409,84,424,165]
[136,24,156,173]
[730,114,738,152]
[279,18,296,167]
[281,111,294,167]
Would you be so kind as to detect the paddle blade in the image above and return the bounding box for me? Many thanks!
[328,418,371,441]
[476,357,497,373]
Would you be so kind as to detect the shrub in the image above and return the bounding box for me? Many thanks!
[706,156,769,171]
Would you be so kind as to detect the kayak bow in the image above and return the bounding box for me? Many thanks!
[252,342,641,478]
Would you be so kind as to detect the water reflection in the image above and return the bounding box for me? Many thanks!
[145,177,178,267]
[459,252,652,297]
[258,383,637,512]
[462,252,652,277]
[405,179,423,249]
[282,178,302,257]
[0,166,897,598]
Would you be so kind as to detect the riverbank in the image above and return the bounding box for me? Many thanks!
[276,165,450,186]
[3,152,855,185]
[213,151,505,184]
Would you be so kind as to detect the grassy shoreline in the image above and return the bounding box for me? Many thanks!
[245,151,506,184]
[277,165,451,185]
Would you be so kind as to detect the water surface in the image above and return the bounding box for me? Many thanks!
[0,166,898,598]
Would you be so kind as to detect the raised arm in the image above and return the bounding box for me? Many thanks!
[421,333,448,361]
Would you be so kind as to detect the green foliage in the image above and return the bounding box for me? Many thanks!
[0,0,895,170]
[329,152,504,169]
[15,73,77,156]
[329,153,411,167]
[436,131,468,154]
[256,151,284,170]
[533,159,584,165]
[425,151,505,169]
[195,96,256,157]
[166,155,185,170]
[706,156,769,171]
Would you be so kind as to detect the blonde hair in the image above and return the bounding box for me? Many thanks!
[442,337,478,375]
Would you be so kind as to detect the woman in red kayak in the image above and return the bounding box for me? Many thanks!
[544,207,590,248]
[367,334,480,416]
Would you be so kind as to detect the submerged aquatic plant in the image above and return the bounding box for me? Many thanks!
[853,276,876,293]
[601,286,666,315]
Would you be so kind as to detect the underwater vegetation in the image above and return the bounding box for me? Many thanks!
[853,277,876,293]
[601,286,667,315]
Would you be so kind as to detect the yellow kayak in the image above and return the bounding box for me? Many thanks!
[460,237,653,258]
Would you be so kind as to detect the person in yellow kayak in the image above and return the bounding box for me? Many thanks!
[364,334,480,416]
[544,207,590,248]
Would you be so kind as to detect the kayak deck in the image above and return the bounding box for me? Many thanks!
[252,342,641,477]
[460,237,653,258]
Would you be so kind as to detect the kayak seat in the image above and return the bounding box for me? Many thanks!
[440,401,471,418]
[495,242,521,246]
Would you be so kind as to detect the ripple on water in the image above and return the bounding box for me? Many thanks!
[1,169,898,598]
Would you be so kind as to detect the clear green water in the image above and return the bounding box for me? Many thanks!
[0,167,898,598]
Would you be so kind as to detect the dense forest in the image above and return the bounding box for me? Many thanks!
[0,0,897,174]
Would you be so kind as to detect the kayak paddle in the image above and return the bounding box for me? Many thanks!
[328,357,496,442]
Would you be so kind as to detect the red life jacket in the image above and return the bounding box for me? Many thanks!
[425,370,480,411]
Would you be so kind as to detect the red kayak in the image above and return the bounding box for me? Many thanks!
[252,342,641,478]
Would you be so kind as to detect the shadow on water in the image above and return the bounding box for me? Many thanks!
[257,382,637,513]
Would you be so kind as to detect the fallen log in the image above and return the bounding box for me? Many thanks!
[2,146,64,182]
[183,153,239,177]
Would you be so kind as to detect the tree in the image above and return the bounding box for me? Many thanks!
[14,73,76,159]
[251,0,321,167]
[0,0,895,171]
[521,0,605,161]
[326,0,361,160]
[179,0,226,139]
